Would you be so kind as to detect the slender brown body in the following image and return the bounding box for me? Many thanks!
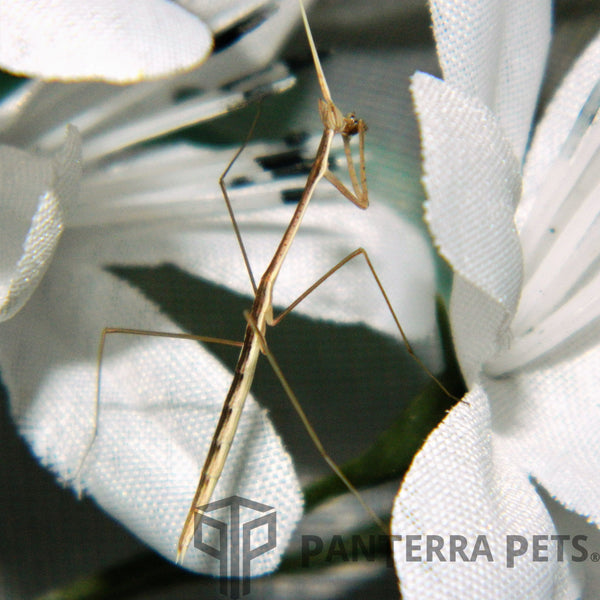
[177,127,344,561]
[176,0,369,562]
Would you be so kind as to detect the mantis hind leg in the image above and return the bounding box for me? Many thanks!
[244,309,388,533]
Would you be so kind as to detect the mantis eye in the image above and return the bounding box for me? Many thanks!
[342,113,362,136]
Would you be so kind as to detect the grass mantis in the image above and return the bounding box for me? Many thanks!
[176,0,373,561]
[175,0,458,562]
[80,0,452,566]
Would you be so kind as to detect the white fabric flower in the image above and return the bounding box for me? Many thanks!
[0,0,440,578]
[393,0,600,597]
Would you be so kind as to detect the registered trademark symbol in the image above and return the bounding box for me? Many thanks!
[590,552,600,562]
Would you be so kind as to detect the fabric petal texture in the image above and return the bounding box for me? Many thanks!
[0,126,80,321]
[485,344,600,530]
[429,0,551,160]
[412,72,522,381]
[519,30,600,229]
[0,0,213,82]
[392,386,579,600]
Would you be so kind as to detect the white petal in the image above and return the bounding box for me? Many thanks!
[0,0,212,82]
[76,67,294,163]
[4,63,293,158]
[411,72,523,378]
[0,79,43,136]
[392,386,580,599]
[449,275,513,386]
[484,333,600,528]
[519,30,600,232]
[428,0,551,160]
[175,0,304,88]
[546,499,600,597]
[0,126,81,322]
[413,73,522,310]
[0,230,302,574]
